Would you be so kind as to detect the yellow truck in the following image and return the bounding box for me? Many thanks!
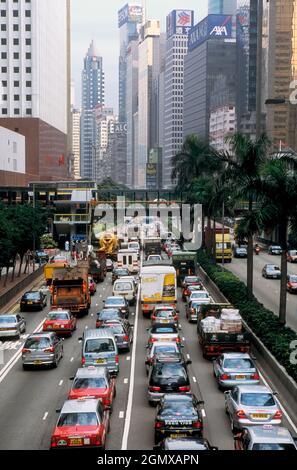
[140,262,177,317]
[44,261,68,286]
[215,228,232,263]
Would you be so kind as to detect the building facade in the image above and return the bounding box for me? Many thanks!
[208,0,237,14]
[0,125,25,185]
[94,105,116,182]
[80,41,105,179]
[126,39,139,188]
[109,122,128,186]
[0,0,70,185]
[209,105,237,151]
[163,10,194,189]
[72,109,81,180]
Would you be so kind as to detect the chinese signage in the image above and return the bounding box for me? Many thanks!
[188,15,233,51]
[118,3,143,27]
[167,10,194,38]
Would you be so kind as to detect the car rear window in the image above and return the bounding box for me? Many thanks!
[24,292,40,299]
[85,339,115,353]
[101,324,125,334]
[0,316,16,323]
[240,393,275,406]
[106,298,124,305]
[151,326,177,334]
[252,443,295,450]
[58,412,99,426]
[98,311,121,321]
[25,337,51,349]
[191,292,209,299]
[153,345,178,354]
[161,403,196,417]
[114,282,133,291]
[73,378,107,389]
[156,311,175,318]
[152,364,187,380]
[48,313,69,320]
[223,359,253,369]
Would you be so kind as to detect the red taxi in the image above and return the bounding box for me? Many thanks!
[43,310,76,336]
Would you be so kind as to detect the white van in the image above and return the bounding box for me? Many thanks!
[117,249,139,273]
[113,279,136,305]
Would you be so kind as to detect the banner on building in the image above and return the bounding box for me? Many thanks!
[118,3,143,27]
[167,10,194,38]
[188,14,233,51]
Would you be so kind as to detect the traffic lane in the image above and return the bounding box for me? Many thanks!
[0,275,133,450]
[228,256,297,332]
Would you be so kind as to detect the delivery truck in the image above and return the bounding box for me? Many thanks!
[140,262,177,317]
[171,251,197,286]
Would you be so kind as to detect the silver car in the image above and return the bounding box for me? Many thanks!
[145,341,182,374]
[225,385,282,432]
[0,314,26,339]
[234,425,297,450]
[213,353,260,390]
[147,323,182,346]
[22,332,64,369]
[98,319,133,352]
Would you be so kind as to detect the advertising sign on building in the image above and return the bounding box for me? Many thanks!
[118,3,143,27]
[188,14,233,51]
[114,122,128,133]
[167,10,194,38]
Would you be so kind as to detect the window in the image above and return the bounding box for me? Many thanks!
[1,24,6,31]
[25,10,30,17]
[25,24,31,31]
[26,108,32,115]
[13,10,19,17]
[13,142,17,153]
[26,81,31,87]
[25,38,31,45]
[14,94,19,101]
[2,80,7,87]
[26,94,31,101]
[13,24,19,31]
[1,52,7,59]
[13,81,19,87]
[1,38,6,45]
[2,108,7,115]
[13,67,19,73]
[26,67,31,73]
[0,10,6,16]
[1,67,7,73]
[13,38,19,45]
[13,52,19,59]
[2,94,7,101]
[25,52,31,59]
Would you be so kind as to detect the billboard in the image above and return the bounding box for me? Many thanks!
[118,3,143,27]
[167,10,194,38]
[188,14,233,51]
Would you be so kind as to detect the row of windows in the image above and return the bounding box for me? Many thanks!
[0,23,31,31]
[2,79,30,86]
[1,65,31,72]
[0,0,31,3]
[2,94,31,100]
[1,51,31,58]
[1,37,31,45]
[1,108,31,115]
[1,9,30,16]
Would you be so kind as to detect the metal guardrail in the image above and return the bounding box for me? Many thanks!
[54,214,91,224]
[0,266,43,310]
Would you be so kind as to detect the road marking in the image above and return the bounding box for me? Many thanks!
[85,325,88,329]
[0,317,45,384]
[42,412,48,421]
[91,313,94,317]
[124,378,128,384]
[119,411,125,419]
[202,409,206,418]
[182,337,185,341]
[59,380,63,386]
[70,357,74,362]
[126,356,131,361]
[131,312,135,316]
[186,354,190,360]
[193,376,197,383]
[121,252,142,450]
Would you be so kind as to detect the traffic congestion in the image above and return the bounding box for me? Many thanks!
[0,217,296,451]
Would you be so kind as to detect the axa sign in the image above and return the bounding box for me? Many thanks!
[188,14,233,51]
[210,25,229,37]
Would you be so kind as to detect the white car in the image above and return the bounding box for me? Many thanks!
[147,254,162,262]
[113,279,137,305]
[188,290,211,304]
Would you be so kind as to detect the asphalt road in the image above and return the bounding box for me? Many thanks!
[0,265,296,450]
[226,251,297,333]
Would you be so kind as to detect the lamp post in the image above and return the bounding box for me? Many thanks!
[32,183,36,272]
[222,199,225,269]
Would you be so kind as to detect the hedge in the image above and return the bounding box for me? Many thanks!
[197,250,297,383]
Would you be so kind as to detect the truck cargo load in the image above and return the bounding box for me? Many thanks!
[44,261,68,286]
[140,264,177,318]
[88,248,107,283]
[197,304,250,358]
[99,233,118,260]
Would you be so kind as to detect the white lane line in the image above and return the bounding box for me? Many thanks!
[131,312,135,316]
[59,380,63,386]
[202,409,206,418]
[186,354,190,360]
[0,317,45,384]
[192,376,197,383]
[85,325,88,329]
[182,337,185,341]
[91,313,94,317]
[126,356,131,361]
[121,252,142,450]
[124,378,128,384]
[119,411,125,419]
[259,370,297,434]
[70,357,74,362]
[42,412,48,421]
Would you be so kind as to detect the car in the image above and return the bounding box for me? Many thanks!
[34,250,49,263]
[96,309,125,328]
[186,301,205,323]
[234,425,297,450]
[182,276,203,289]
[112,279,136,305]
[225,385,283,433]
[52,255,68,264]
[104,296,130,318]
[147,356,191,405]
[182,280,203,302]
[287,274,297,293]
[147,254,162,262]
[22,332,64,369]
[233,247,248,258]
[188,290,212,306]
[112,267,130,284]
[43,310,77,336]
[147,323,182,345]
[213,353,260,390]
[184,284,205,303]
[145,341,185,374]
[268,245,282,255]
[262,264,281,279]
[20,290,47,311]
[154,393,204,444]
[154,437,218,451]
[151,306,179,327]
[0,314,26,339]
[68,367,116,411]
[50,398,109,450]
[89,277,97,296]
[80,329,119,375]
[287,249,297,263]
[98,319,133,352]
[106,259,114,272]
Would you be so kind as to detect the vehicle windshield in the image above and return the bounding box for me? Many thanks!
[223,358,253,369]
[149,256,161,260]
[237,248,247,252]
[114,282,133,291]
[191,292,209,299]
[98,311,121,320]
[288,276,297,282]
[0,316,16,323]
[23,292,40,299]
[101,324,125,334]
[129,243,139,249]
[252,443,296,451]
[153,345,178,354]
[58,412,98,426]
[24,337,51,349]
[289,250,297,256]
[85,339,115,353]
[240,393,275,407]
[155,311,175,318]
[115,270,129,276]
[47,313,69,320]
[106,298,125,306]
[153,364,187,379]
[185,277,200,284]
[151,326,177,334]
[73,378,107,389]
[272,246,281,250]
[161,403,196,417]
[267,266,280,271]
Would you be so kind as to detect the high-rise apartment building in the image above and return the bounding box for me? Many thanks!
[126,39,139,187]
[208,0,237,14]
[183,14,237,142]
[80,41,105,179]
[0,0,70,185]
[163,10,194,189]
[94,105,115,182]
[72,109,81,180]
[209,105,237,151]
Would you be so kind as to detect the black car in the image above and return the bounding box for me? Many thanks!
[268,245,282,255]
[262,264,281,279]
[148,356,191,406]
[233,246,248,258]
[112,267,130,284]
[104,296,130,318]
[154,437,218,451]
[154,393,204,444]
[20,291,47,311]
[95,308,125,328]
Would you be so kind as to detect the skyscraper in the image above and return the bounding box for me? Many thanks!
[0,0,70,184]
[72,109,81,180]
[208,0,237,14]
[126,39,139,188]
[80,41,105,179]
[163,10,194,189]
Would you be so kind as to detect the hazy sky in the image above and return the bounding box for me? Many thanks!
[72,0,208,112]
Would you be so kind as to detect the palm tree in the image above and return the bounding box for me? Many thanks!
[223,133,270,299]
